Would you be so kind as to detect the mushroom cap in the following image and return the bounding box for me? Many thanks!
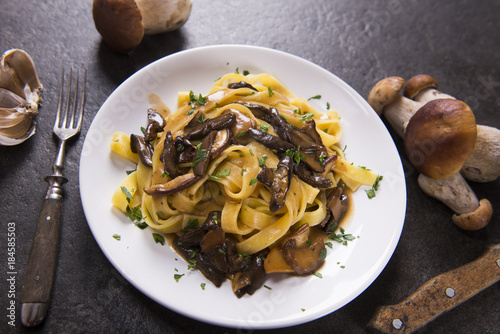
[452,198,492,230]
[404,74,439,99]
[92,0,145,53]
[367,77,405,115]
[404,99,477,179]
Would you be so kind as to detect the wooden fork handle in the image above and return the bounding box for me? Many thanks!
[20,176,67,326]
[368,244,500,333]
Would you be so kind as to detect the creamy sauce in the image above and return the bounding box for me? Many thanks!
[147,92,171,119]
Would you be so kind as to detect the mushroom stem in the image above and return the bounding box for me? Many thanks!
[418,173,493,230]
[366,76,424,138]
[383,97,422,138]
[418,173,479,215]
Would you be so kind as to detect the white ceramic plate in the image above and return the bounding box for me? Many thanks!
[80,45,406,330]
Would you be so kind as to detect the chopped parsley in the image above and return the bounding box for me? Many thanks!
[284,146,305,164]
[174,274,184,282]
[126,205,143,222]
[112,234,121,241]
[313,272,323,279]
[319,248,327,261]
[134,221,148,230]
[259,123,270,132]
[187,90,207,115]
[182,219,199,232]
[208,168,231,181]
[192,142,208,167]
[249,178,258,186]
[153,233,165,245]
[258,155,268,167]
[328,226,357,245]
[120,186,134,202]
[267,86,274,97]
[308,94,321,101]
[366,175,383,199]
[200,283,206,290]
[299,113,315,121]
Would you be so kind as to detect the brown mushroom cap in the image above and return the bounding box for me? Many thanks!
[367,77,405,115]
[92,0,145,53]
[404,99,477,179]
[404,74,439,99]
[452,198,493,230]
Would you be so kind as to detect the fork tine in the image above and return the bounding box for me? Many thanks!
[54,69,65,130]
[63,68,72,128]
[69,70,79,128]
[75,69,86,131]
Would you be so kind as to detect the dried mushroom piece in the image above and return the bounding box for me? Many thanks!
[0,49,42,146]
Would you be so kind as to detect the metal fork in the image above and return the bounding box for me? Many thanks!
[20,69,86,327]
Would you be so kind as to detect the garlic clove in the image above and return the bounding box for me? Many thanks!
[0,49,42,146]
[0,49,42,102]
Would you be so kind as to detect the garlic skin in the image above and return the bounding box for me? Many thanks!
[0,49,42,146]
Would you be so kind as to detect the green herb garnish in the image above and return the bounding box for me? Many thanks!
[153,233,165,245]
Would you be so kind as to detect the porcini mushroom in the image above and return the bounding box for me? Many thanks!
[403,74,455,102]
[404,74,500,182]
[404,99,492,230]
[92,0,192,53]
[366,77,424,137]
[281,224,325,275]
[367,77,493,230]
[404,99,477,179]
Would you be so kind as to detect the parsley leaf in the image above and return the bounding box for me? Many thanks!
[153,233,165,245]
[299,113,315,121]
[308,94,321,101]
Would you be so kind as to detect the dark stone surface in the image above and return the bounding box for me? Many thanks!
[1,0,499,333]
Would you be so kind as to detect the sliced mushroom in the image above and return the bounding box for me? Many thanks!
[246,127,294,152]
[130,134,153,166]
[192,131,216,177]
[174,135,196,163]
[210,128,232,157]
[185,113,236,140]
[160,130,180,178]
[293,163,333,188]
[321,184,349,233]
[222,108,255,137]
[227,81,258,92]
[144,108,165,141]
[232,249,268,298]
[242,102,273,123]
[143,172,200,196]
[281,224,325,275]
[268,155,293,212]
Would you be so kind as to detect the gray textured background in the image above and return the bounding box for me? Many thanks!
[1,1,499,333]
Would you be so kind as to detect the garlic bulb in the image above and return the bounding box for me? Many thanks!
[0,49,42,146]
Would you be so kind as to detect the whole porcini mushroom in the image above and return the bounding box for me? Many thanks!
[404,99,492,230]
[92,0,192,53]
[366,76,424,137]
[404,99,477,179]
[368,77,493,230]
[403,74,455,102]
[404,74,500,182]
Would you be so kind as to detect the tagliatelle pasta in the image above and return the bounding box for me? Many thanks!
[110,72,378,296]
